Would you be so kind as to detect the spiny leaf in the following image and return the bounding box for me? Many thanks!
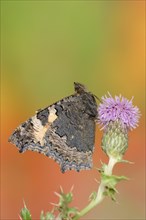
[40,211,55,220]
[55,190,77,219]
[101,173,129,187]
[40,211,45,220]
[103,186,117,201]
[101,174,128,201]
[44,212,55,220]
[59,192,73,206]
[20,202,31,220]
[67,207,78,216]
[97,162,108,174]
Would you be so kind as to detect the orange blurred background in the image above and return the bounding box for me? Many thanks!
[1,1,145,219]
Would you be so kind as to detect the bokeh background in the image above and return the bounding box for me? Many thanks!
[1,1,145,219]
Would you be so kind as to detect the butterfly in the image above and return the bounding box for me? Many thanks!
[8,82,98,172]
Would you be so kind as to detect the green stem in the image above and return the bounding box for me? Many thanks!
[72,157,117,220]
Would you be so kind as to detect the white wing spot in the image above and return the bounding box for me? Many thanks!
[32,116,48,145]
[48,106,58,123]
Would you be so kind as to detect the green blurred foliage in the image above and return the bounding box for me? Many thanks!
[20,202,32,220]
[1,1,144,110]
[1,1,107,103]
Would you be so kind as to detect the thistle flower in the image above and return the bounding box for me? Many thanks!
[98,93,140,160]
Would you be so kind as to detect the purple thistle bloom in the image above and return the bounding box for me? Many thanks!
[98,93,140,130]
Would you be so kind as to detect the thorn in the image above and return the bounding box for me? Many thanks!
[120,159,134,165]
[107,91,112,97]
[18,214,22,220]
[54,191,62,198]
[51,206,55,213]
[131,96,134,101]
[23,199,26,208]
[115,189,119,194]
[60,186,63,193]
[94,178,100,184]
[50,202,60,207]
[70,185,74,192]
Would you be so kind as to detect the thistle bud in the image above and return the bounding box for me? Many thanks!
[101,120,128,160]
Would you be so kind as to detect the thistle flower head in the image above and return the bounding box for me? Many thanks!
[98,93,140,130]
[98,93,141,160]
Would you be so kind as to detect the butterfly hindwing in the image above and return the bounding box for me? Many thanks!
[9,83,97,172]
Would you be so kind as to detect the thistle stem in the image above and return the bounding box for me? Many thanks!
[72,157,117,220]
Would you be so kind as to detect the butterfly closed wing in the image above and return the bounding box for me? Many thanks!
[8,82,97,172]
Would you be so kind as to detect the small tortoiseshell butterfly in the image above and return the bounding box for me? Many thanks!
[9,82,98,172]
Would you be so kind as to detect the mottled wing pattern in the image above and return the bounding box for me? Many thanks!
[9,83,97,172]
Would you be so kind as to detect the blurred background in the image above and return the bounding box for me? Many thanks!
[1,1,145,219]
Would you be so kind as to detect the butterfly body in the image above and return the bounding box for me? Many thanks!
[9,83,97,172]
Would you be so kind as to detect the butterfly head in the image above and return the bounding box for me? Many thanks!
[74,82,87,94]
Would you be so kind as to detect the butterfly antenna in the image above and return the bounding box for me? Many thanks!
[91,93,102,103]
